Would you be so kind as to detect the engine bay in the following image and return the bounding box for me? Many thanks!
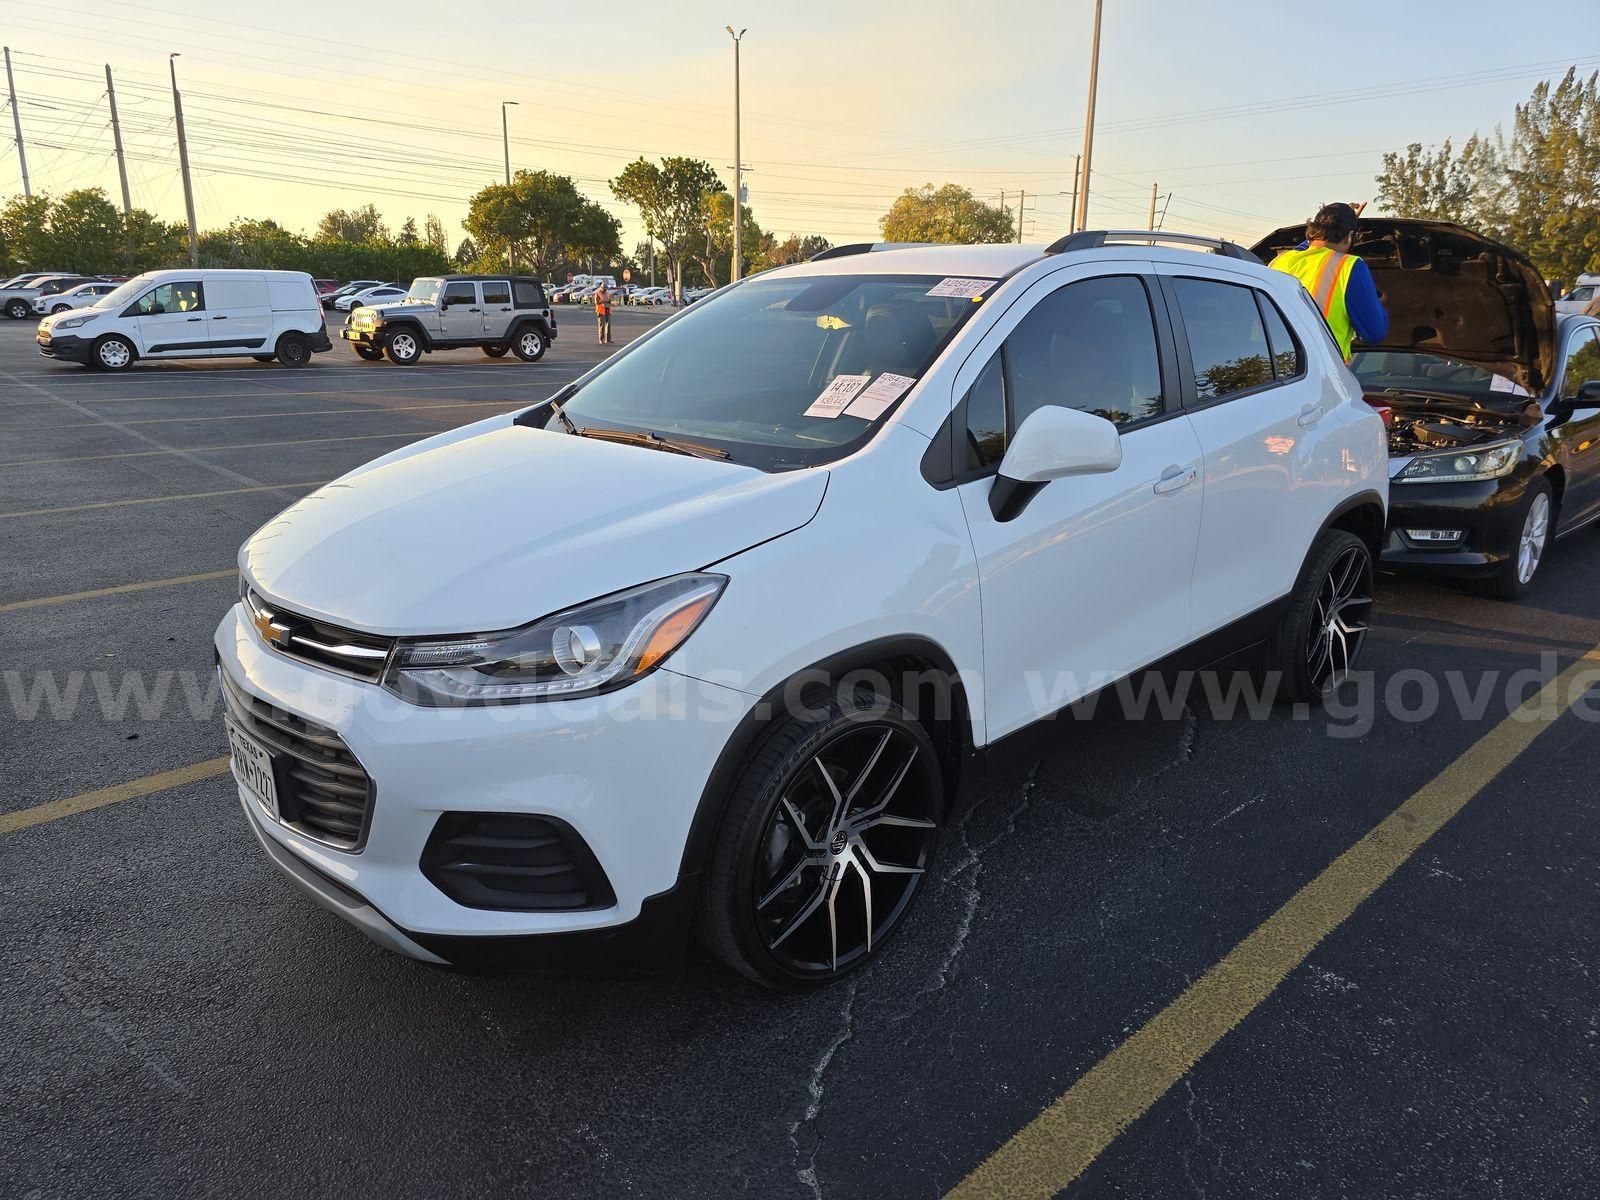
[1376,392,1538,456]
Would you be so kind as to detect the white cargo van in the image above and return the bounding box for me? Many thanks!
[36,268,332,371]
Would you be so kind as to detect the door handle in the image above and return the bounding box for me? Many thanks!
[186,316,202,322]
[1297,402,1322,427]
[1153,465,1196,495]
[468,307,481,313]
[212,315,227,320]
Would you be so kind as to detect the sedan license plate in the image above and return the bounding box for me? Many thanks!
[226,718,279,820]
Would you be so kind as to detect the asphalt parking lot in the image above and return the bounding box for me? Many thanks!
[3,306,1599,1199]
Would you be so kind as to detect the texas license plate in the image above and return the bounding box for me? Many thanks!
[226,717,279,820]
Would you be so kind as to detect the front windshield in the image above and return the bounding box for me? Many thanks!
[93,273,154,310]
[406,279,441,304]
[1352,350,1529,397]
[547,273,989,467]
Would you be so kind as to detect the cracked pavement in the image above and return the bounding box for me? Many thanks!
[4,316,1600,1199]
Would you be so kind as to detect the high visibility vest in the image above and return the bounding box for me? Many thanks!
[1270,246,1359,360]
[594,290,611,316]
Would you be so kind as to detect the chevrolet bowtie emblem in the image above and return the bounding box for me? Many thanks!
[253,607,293,649]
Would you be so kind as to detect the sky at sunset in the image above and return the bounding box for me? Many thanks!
[2,0,1597,253]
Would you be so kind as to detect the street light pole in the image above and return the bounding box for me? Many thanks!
[501,100,518,186]
[726,27,747,284]
[1075,0,1103,233]
[169,54,199,268]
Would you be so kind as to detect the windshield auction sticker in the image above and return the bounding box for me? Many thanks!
[805,373,872,419]
[926,277,996,299]
[844,373,916,420]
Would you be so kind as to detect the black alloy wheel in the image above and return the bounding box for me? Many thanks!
[699,690,944,988]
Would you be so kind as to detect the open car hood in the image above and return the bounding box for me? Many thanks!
[1252,219,1556,393]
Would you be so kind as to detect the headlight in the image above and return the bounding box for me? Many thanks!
[1396,439,1521,484]
[383,572,727,705]
[54,314,95,330]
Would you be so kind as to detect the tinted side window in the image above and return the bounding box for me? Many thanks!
[514,281,544,307]
[482,281,511,306]
[442,282,477,307]
[1173,277,1273,400]
[1007,275,1164,428]
[134,282,203,315]
[1562,328,1600,398]
[964,351,1008,469]
[1258,292,1304,379]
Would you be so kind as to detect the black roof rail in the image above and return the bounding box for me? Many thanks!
[809,241,935,261]
[1045,230,1262,263]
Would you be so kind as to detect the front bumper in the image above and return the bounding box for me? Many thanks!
[1381,468,1535,576]
[340,325,380,347]
[214,603,754,967]
[37,331,92,363]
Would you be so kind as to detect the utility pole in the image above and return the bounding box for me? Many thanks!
[169,54,198,268]
[3,46,28,199]
[106,65,131,216]
[501,100,518,185]
[1017,189,1025,243]
[1075,0,1103,232]
[649,237,656,288]
[726,27,746,283]
[1068,154,1080,233]
[1148,182,1158,231]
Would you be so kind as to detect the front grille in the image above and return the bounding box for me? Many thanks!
[245,589,394,682]
[220,668,376,851]
[421,813,616,912]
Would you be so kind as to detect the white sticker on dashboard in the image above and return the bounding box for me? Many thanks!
[925,277,996,299]
[843,373,917,420]
[804,373,871,419]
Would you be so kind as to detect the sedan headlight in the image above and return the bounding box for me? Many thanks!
[1395,439,1521,484]
[53,314,96,330]
[383,572,726,705]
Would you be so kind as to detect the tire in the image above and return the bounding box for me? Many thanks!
[354,345,383,361]
[1476,476,1554,600]
[511,327,546,362]
[482,344,509,358]
[384,328,422,365]
[1264,529,1373,706]
[51,304,72,314]
[274,332,311,368]
[5,298,31,319]
[90,334,136,372]
[697,688,944,989]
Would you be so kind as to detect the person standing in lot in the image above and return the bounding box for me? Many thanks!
[595,282,613,345]
[1268,202,1388,361]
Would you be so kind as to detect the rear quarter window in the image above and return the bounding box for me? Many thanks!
[514,281,546,308]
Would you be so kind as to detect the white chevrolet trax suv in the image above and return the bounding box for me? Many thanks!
[217,233,1387,988]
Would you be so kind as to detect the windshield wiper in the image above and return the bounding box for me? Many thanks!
[576,427,730,460]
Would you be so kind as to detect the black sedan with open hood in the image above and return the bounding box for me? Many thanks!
[1255,219,1600,598]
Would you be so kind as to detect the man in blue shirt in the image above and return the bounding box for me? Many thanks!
[1270,202,1388,360]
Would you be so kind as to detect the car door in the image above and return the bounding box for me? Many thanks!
[130,280,210,357]
[439,281,482,341]
[953,269,1204,739]
[1156,267,1334,637]
[201,274,272,356]
[1553,326,1600,528]
[479,280,514,340]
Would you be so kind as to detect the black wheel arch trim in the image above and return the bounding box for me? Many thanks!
[676,635,978,885]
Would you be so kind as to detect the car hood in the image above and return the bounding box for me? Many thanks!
[38,305,102,331]
[358,300,430,320]
[1253,218,1556,393]
[241,418,829,636]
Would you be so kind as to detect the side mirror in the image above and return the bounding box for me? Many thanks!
[1571,380,1600,408]
[989,405,1122,521]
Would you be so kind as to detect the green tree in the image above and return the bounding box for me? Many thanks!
[695,190,765,286]
[425,214,449,257]
[464,169,614,277]
[316,204,387,243]
[879,183,1013,244]
[611,156,724,295]
[397,216,420,245]
[455,237,478,267]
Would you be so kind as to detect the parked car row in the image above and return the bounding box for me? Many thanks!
[1,271,130,319]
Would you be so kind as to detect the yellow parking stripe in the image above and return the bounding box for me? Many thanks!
[0,568,235,614]
[0,430,442,468]
[0,757,231,835]
[0,481,328,520]
[946,646,1600,1200]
